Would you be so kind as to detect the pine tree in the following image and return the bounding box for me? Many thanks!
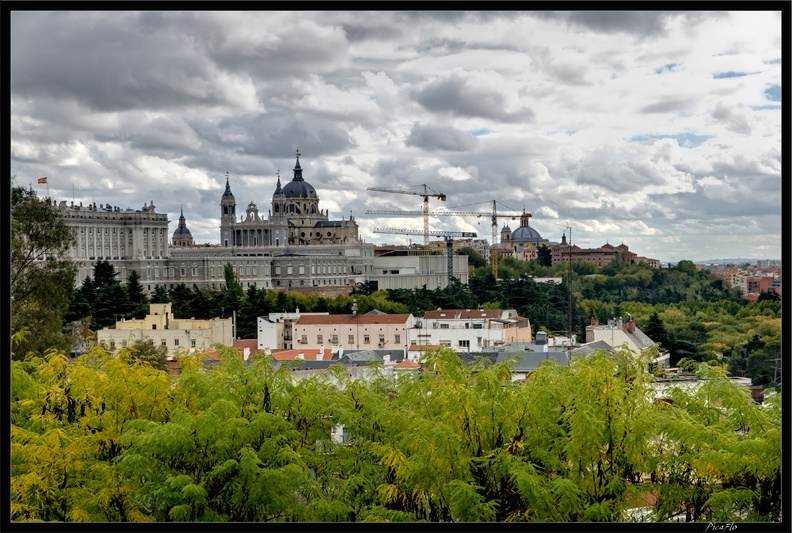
[125,270,150,319]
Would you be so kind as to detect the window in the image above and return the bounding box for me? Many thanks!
[301,335,307,344]
[331,335,338,344]
[180,268,186,276]
[440,323,449,329]
[109,340,115,349]
[317,335,323,344]
[348,335,354,344]
[174,339,180,346]
[161,339,167,346]
[191,267,197,276]
[364,335,370,344]
[191,339,196,347]
[439,340,451,346]
[379,334,385,344]
[459,340,470,348]
[395,334,401,344]
[472,323,483,329]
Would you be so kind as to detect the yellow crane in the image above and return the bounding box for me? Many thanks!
[366,200,524,278]
[373,228,476,285]
[366,185,446,246]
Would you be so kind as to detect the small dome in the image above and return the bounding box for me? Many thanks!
[173,225,192,236]
[510,225,543,242]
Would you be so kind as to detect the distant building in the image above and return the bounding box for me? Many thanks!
[171,207,194,247]
[409,308,529,357]
[293,311,416,357]
[494,211,550,262]
[551,237,640,267]
[258,310,330,351]
[97,302,233,358]
[55,151,376,294]
[584,316,669,367]
[369,249,469,290]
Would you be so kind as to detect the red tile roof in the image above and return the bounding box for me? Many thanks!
[394,360,421,369]
[268,348,334,361]
[408,344,441,351]
[296,313,412,325]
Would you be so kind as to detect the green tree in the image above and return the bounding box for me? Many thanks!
[456,247,486,269]
[536,244,552,267]
[151,285,171,304]
[125,270,150,319]
[221,263,244,316]
[11,186,77,358]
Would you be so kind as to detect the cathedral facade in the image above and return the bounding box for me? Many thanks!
[58,152,375,295]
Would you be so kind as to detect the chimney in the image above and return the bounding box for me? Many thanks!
[627,319,635,333]
[590,317,599,326]
[296,352,305,360]
[319,345,325,358]
[383,354,391,365]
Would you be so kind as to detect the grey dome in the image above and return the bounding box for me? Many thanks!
[510,225,543,242]
[173,225,192,236]
[282,179,318,199]
[282,150,318,199]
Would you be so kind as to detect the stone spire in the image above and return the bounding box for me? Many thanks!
[292,148,304,182]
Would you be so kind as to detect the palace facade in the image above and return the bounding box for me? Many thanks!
[57,151,375,294]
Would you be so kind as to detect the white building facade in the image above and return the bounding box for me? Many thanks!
[408,309,529,357]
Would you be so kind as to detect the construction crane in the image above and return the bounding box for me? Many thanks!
[367,185,446,246]
[367,201,524,278]
[374,228,476,285]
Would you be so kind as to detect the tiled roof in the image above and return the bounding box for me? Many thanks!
[394,360,421,369]
[268,349,334,361]
[408,344,441,351]
[296,313,412,325]
[233,339,260,353]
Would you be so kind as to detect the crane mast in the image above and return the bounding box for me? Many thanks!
[366,185,446,246]
[373,227,476,285]
[366,201,525,279]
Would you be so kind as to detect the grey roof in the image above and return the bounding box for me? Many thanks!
[457,352,499,367]
[495,350,570,371]
[222,178,234,198]
[570,340,614,358]
[628,327,656,349]
[315,221,343,227]
[510,225,544,242]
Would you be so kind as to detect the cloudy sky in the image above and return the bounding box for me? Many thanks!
[10,10,784,263]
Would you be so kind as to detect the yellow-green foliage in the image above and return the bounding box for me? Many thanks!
[11,345,781,523]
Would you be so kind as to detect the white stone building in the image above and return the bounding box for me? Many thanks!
[55,151,376,294]
[408,308,529,357]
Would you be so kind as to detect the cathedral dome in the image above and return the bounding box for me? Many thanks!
[282,150,318,199]
[510,225,543,242]
[282,179,318,199]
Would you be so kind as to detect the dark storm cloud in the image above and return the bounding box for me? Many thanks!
[530,11,712,37]
[404,123,479,152]
[413,72,534,122]
[11,12,242,112]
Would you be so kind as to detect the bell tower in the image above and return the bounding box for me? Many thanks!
[220,172,236,247]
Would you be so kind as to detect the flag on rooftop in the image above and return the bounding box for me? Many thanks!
[38,177,47,184]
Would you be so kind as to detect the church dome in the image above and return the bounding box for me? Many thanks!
[282,150,318,199]
[282,180,318,199]
[510,225,543,242]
